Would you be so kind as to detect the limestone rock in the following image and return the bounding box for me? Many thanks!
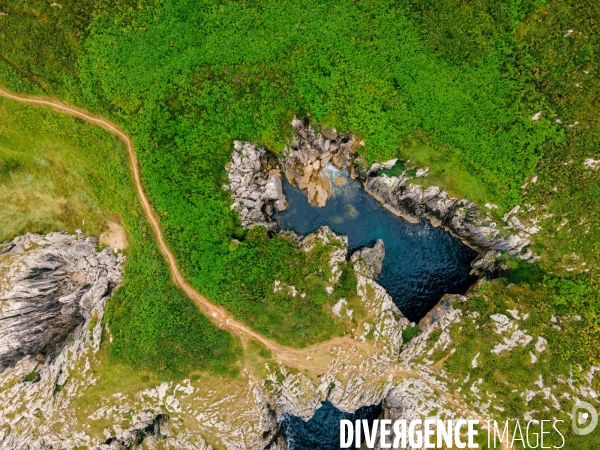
[417,295,457,332]
[351,239,385,280]
[283,119,356,207]
[226,141,286,229]
[584,158,600,170]
[0,232,123,371]
[227,120,531,275]
[103,413,169,449]
[0,231,130,449]
[401,294,466,362]
[264,175,286,212]
[359,378,458,450]
[470,250,508,278]
[363,174,531,270]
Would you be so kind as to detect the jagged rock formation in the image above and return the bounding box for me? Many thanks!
[281,118,357,207]
[357,294,473,450]
[0,232,123,370]
[350,239,385,279]
[0,229,412,449]
[226,119,357,220]
[0,232,144,448]
[260,231,408,424]
[0,233,188,449]
[362,171,531,268]
[2,229,564,450]
[225,140,286,229]
[359,381,459,450]
[103,414,169,449]
[226,119,533,278]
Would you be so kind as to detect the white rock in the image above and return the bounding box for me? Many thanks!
[535,337,548,352]
[584,158,600,170]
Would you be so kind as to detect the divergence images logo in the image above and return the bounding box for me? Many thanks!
[572,401,598,436]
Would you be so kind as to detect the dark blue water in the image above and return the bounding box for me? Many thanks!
[281,401,382,450]
[274,166,478,323]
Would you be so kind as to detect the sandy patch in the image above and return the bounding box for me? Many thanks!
[100,221,128,251]
[334,176,345,186]
[71,272,85,284]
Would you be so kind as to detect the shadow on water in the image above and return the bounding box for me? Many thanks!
[281,401,381,450]
[274,166,478,324]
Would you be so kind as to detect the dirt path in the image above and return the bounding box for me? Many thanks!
[0,87,507,445]
[0,85,352,365]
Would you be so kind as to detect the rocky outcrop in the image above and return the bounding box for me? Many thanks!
[225,141,286,229]
[0,231,129,449]
[0,231,123,371]
[362,173,532,274]
[359,378,460,450]
[470,249,508,278]
[0,234,196,449]
[356,295,472,450]
[225,120,357,224]
[104,414,169,449]
[262,231,408,423]
[350,239,385,280]
[401,294,466,363]
[282,118,357,207]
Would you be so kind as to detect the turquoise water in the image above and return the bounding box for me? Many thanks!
[274,166,477,323]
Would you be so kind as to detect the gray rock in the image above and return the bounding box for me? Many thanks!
[264,175,287,212]
[470,249,507,278]
[102,413,169,449]
[351,239,385,279]
[0,232,123,371]
[418,294,457,331]
[226,142,286,229]
[363,174,530,272]
[227,120,530,276]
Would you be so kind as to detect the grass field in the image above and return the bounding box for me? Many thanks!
[0,102,109,241]
[0,97,241,378]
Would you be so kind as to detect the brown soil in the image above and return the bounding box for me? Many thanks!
[100,221,128,251]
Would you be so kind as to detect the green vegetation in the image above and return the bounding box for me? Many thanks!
[402,325,420,344]
[1,0,599,409]
[0,98,240,378]
[445,277,599,391]
[0,102,107,241]
[202,227,357,347]
[247,340,272,360]
[23,369,39,383]
[421,275,600,448]
[0,0,558,348]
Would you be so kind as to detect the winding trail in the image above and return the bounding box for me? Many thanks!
[0,86,298,357]
[0,86,506,446]
[0,85,358,368]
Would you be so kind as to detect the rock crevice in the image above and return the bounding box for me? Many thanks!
[0,231,123,371]
[225,119,533,277]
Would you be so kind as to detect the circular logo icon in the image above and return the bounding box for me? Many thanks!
[572,401,598,436]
